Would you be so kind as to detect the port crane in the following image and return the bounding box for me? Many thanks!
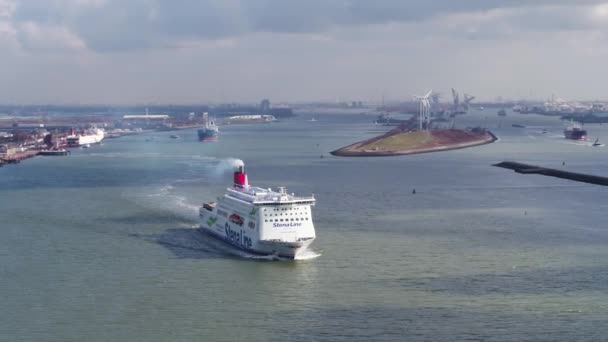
[450,88,475,114]
[463,94,476,111]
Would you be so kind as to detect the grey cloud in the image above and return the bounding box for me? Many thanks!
[457,5,607,42]
[9,0,608,52]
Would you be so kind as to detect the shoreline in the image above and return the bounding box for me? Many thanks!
[331,129,498,157]
[0,124,206,167]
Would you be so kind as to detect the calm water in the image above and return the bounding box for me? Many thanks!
[2,110,608,341]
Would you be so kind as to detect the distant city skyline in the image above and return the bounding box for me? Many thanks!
[2,1,608,104]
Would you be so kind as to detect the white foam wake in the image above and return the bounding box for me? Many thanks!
[293,249,323,261]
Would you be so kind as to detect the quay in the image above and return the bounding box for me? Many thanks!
[494,161,608,186]
[1,150,39,164]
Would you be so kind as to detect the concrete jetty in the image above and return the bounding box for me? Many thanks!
[493,161,608,186]
[1,150,39,164]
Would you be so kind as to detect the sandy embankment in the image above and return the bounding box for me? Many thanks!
[330,129,497,157]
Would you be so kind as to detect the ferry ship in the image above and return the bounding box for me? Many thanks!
[564,121,587,141]
[225,114,276,124]
[66,128,105,147]
[198,120,219,141]
[199,163,316,259]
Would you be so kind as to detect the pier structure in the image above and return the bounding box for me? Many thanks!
[0,150,39,164]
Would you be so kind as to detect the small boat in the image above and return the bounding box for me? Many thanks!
[82,144,91,148]
[497,109,507,117]
[512,124,526,128]
[170,134,180,139]
[592,138,604,147]
[542,128,548,134]
[309,117,317,122]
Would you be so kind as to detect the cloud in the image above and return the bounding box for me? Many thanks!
[3,1,608,104]
[15,21,85,51]
[5,0,608,52]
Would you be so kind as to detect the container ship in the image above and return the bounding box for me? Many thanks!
[66,128,105,147]
[198,119,219,141]
[564,122,587,140]
[199,162,316,259]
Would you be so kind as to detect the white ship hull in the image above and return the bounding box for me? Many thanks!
[199,165,316,260]
[67,129,105,147]
[198,223,314,259]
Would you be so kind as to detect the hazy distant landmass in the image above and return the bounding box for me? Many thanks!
[0,104,295,118]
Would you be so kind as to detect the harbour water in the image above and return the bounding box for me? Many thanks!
[2,110,608,341]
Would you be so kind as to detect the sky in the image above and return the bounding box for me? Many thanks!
[1,0,608,104]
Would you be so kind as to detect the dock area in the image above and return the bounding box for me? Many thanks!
[1,150,39,164]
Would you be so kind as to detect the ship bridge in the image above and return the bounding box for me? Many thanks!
[226,164,315,206]
[226,186,315,206]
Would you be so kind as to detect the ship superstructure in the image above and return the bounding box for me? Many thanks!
[564,121,587,141]
[66,128,105,147]
[199,163,316,259]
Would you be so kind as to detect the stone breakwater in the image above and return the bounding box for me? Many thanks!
[494,161,608,186]
[330,128,497,157]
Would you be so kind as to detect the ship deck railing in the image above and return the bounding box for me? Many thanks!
[226,187,315,204]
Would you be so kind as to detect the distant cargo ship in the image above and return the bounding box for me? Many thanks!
[66,128,104,147]
[374,113,411,126]
[564,122,587,141]
[225,114,276,124]
[198,119,219,141]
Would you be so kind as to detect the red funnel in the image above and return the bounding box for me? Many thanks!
[233,165,248,189]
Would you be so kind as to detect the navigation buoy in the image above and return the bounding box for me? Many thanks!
[412,189,416,194]
[562,161,566,166]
